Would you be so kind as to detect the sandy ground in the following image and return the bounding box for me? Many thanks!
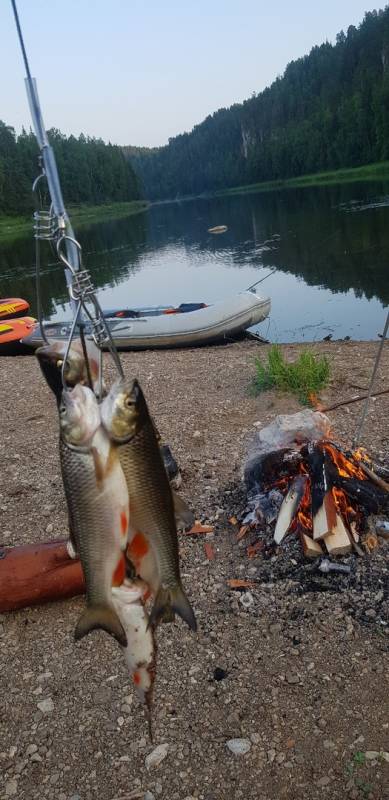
[0,340,388,800]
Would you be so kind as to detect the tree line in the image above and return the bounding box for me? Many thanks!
[126,7,389,199]
[0,124,140,216]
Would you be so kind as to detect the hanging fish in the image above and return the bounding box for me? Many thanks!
[101,378,197,631]
[59,383,129,646]
[274,475,308,544]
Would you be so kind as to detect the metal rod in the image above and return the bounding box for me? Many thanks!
[246,270,276,292]
[352,310,389,448]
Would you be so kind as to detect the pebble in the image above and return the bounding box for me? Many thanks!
[269,623,282,634]
[26,744,38,756]
[45,523,54,534]
[5,780,17,797]
[239,591,254,609]
[267,749,276,763]
[364,608,377,618]
[317,776,331,787]
[145,743,169,769]
[365,750,380,759]
[226,738,251,755]
[250,733,261,744]
[144,793,155,800]
[37,697,54,714]
[30,752,42,762]
[193,430,201,439]
[286,674,300,685]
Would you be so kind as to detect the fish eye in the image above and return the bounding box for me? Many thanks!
[124,396,135,408]
[59,405,66,416]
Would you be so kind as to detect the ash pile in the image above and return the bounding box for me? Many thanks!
[238,410,389,568]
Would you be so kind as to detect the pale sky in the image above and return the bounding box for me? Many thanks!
[1,1,385,147]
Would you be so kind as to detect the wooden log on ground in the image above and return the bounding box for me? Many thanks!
[0,539,84,613]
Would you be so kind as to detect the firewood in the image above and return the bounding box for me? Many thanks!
[300,533,323,558]
[324,514,352,555]
[313,490,337,541]
[0,539,84,613]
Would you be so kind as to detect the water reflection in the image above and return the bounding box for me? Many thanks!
[0,180,388,341]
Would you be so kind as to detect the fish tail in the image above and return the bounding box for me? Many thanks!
[75,604,128,647]
[149,585,197,632]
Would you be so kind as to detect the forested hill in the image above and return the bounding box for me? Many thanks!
[0,124,140,216]
[126,7,389,199]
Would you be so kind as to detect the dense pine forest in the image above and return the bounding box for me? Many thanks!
[0,124,140,216]
[127,7,389,199]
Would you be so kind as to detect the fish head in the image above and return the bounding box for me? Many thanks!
[101,378,148,442]
[36,339,104,396]
[59,384,101,446]
[36,340,86,396]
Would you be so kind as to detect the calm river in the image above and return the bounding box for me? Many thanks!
[1,181,389,342]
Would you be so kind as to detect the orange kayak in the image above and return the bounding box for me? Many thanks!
[0,297,30,320]
[0,316,37,354]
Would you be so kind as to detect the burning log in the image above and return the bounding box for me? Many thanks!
[243,411,388,562]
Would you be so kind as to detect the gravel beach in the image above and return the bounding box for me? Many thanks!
[1,340,388,800]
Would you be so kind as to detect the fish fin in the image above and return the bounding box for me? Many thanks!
[172,491,195,530]
[149,585,197,632]
[75,605,127,647]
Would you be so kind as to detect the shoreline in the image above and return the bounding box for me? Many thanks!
[0,199,149,242]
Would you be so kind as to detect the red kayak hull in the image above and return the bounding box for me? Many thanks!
[0,316,37,355]
[0,298,30,320]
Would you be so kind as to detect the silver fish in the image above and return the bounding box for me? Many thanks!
[101,378,196,631]
[59,384,129,646]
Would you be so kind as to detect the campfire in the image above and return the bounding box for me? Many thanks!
[239,411,389,561]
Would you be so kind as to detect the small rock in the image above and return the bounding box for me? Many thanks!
[37,697,54,714]
[269,623,282,634]
[226,738,251,755]
[5,780,17,797]
[30,753,42,762]
[365,608,376,618]
[317,776,331,787]
[145,743,169,769]
[267,749,276,763]
[286,674,299,685]
[317,718,327,730]
[154,784,163,795]
[239,591,254,609]
[381,752,389,762]
[193,430,201,439]
[144,793,155,800]
[365,750,380,760]
[45,523,54,534]
[250,733,261,745]
[26,744,38,757]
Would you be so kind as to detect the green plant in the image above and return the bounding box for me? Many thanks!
[252,345,330,406]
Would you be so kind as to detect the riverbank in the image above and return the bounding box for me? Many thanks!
[0,200,149,242]
[215,160,389,198]
[1,340,388,800]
